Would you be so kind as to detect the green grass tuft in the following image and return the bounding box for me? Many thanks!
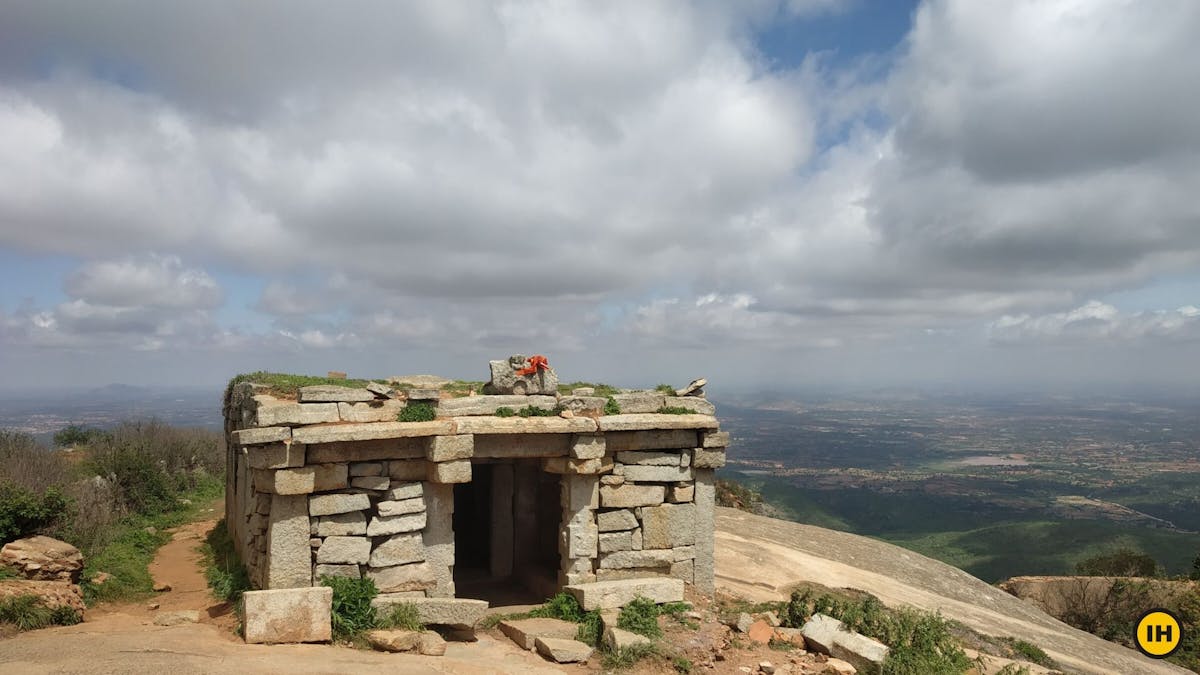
[375,602,424,632]
[398,402,437,422]
[655,384,676,394]
[617,596,664,639]
[227,371,377,399]
[601,642,661,669]
[655,406,696,415]
[494,407,516,418]
[1004,638,1053,667]
[603,396,621,415]
[0,595,81,631]
[200,518,251,603]
[320,575,379,642]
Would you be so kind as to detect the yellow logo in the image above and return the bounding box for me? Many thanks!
[1134,608,1182,659]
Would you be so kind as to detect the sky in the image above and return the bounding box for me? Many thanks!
[1,0,1199,394]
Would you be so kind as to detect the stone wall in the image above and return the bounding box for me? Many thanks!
[223,371,727,600]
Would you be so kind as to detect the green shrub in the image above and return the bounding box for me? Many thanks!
[516,405,563,417]
[617,596,663,638]
[321,575,379,641]
[376,602,423,631]
[601,643,661,669]
[715,479,763,514]
[558,382,622,397]
[398,402,436,422]
[655,384,676,394]
[1075,548,1160,577]
[1004,638,1052,667]
[201,519,251,603]
[495,407,516,418]
[0,595,81,631]
[603,396,621,415]
[0,483,69,544]
[655,406,696,415]
[53,425,106,448]
[672,656,693,673]
[528,592,602,645]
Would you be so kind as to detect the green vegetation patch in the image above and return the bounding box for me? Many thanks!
[559,381,622,397]
[376,602,424,632]
[227,371,376,399]
[604,396,621,416]
[397,402,437,422]
[0,595,81,632]
[494,407,516,418]
[617,596,664,638]
[655,384,676,394]
[321,575,379,642]
[528,592,603,645]
[0,483,68,544]
[656,406,697,415]
[201,518,251,603]
[516,404,564,417]
[1002,638,1053,667]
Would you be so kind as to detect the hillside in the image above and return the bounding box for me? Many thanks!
[714,507,1190,674]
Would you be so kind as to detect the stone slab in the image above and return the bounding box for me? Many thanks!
[474,434,570,458]
[370,596,489,628]
[599,531,633,552]
[243,587,332,644]
[605,625,652,651]
[369,533,424,567]
[254,398,340,426]
[701,431,730,448]
[366,561,437,593]
[605,429,700,452]
[292,421,454,444]
[388,460,429,481]
[801,613,889,673]
[306,438,426,464]
[692,447,726,469]
[453,416,597,435]
[426,434,474,461]
[558,396,607,416]
[245,443,305,470]
[535,636,593,663]
[597,549,674,569]
[663,396,716,415]
[313,563,360,580]
[299,385,376,402]
[500,617,580,650]
[267,494,316,589]
[337,400,405,423]
[232,427,292,446]
[316,536,370,564]
[316,511,367,536]
[597,414,719,432]
[599,484,665,508]
[616,450,687,466]
[367,512,427,536]
[350,476,391,491]
[610,392,666,414]
[377,497,426,517]
[564,578,685,610]
[387,481,424,501]
[349,461,384,476]
[438,395,558,416]
[622,464,693,483]
[309,492,370,516]
[427,459,471,484]
[256,464,347,495]
[596,509,638,532]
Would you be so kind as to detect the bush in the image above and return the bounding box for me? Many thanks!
[715,479,763,514]
[398,402,436,422]
[1004,638,1052,667]
[617,596,664,639]
[516,405,563,417]
[1189,552,1199,581]
[0,429,71,495]
[529,592,602,645]
[1076,548,1160,577]
[603,396,621,415]
[202,519,251,603]
[321,575,379,641]
[0,483,69,544]
[53,425,105,448]
[495,407,515,418]
[0,595,82,631]
[85,421,223,516]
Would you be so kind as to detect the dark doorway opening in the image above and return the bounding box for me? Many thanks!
[453,460,561,606]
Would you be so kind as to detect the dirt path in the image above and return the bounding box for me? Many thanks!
[0,506,567,674]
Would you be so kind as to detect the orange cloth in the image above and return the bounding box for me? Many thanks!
[515,354,550,376]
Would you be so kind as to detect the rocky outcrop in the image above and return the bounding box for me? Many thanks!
[0,580,85,614]
[1,536,84,583]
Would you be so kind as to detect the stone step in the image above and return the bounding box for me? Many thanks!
[370,596,490,629]
[498,617,580,650]
[563,577,685,610]
[534,636,594,663]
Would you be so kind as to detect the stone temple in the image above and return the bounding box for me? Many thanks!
[223,356,727,636]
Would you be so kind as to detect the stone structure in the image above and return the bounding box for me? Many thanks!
[223,356,726,618]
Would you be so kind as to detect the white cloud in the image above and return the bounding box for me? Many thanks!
[989,301,1200,344]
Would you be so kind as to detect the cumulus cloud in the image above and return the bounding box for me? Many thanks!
[989,301,1200,344]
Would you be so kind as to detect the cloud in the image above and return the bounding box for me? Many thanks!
[989,301,1200,344]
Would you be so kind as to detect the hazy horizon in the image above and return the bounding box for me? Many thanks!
[2,1,1198,392]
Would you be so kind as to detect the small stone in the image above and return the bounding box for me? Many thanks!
[765,611,780,627]
[824,658,857,674]
[559,409,575,418]
[153,581,172,593]
[146,601,160,610]
[534,636,593,663]
[417,631,447,656]
[759,661,775,674]
[153,610,199,626]
[737,613,754,633]
[676,378,706,397]
[366,628,421,652]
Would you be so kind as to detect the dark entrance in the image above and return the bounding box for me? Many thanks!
[452,459,560,606]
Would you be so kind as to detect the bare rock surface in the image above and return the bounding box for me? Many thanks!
[0,536,84,583]
[714,507,1190,675]
[0,579,85,613]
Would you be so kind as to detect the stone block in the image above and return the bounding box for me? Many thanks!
[405,388,441,401]
[372,596,489,628]
[500,617,580,650]
[367,512,427,537]
[349,462,384,477]
[595,568,672,581]
[246,443,306,470]
[292,421,454,445]
[600,475,624,486]
[801,614,889,673]
[426,434,474,461]
[616,451,686,466]
[421,483,456,598]
[600,484,665,508]
[377,497,426,517]
[316,511,367,536]
[543,457,604,474]
[231,426,291,446]
[570,434,606,460]
[266,494,312,588]
[387,481,424,501]
[388,460,428,481]
[605,625,652,652]
[366,562,437,593]
[596,509,638,532]
[562,522,598,559]
[670,560,694,583]
[663,396,715,415]
[484,356,558,396]
[257,464,347,495]
[350,475,390,491]
[453,416,597,434]
[427,459,471,484]
[559,396,607,415]
[641,503,696,549]
[605,429,699,452]
[306,438,426,464]
[417,632,446,655]
[438,395,557,416]
[693,469,716,594]
[610,392,666,414]
[308,492,370,516]
[254,398,340,426]
[623,464,692,482]
[562,476,600,511]
[365,381,394,397]
[366,628,422,652]
[299,385,375,402]
[597,414,719,432]
[369,533,424,567]
[564,578,685,610]
[693,447,726,470]
[474,434,570,458]
[535,637,593,663]
[599,531,633,553]
[597,549,674,569]
[316,536,370,564]
[243,587,332,644]
[313,563,360,580]
[632,528,643,550]
[701,430,730,448]
[669,485,694,502]
[338,400,404,422]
